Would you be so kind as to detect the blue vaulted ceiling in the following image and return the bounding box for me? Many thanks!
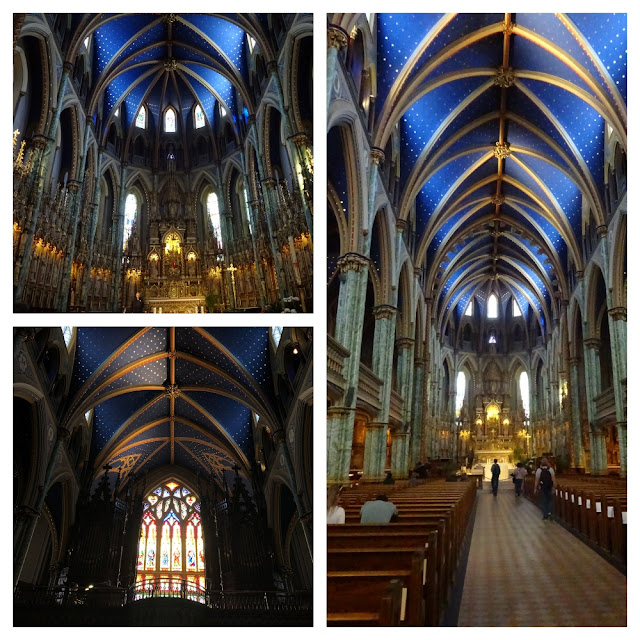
[370,12,626,333]
[78,14,270,148]
[66,327,279,491]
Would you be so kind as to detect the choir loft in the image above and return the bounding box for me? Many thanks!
[14,327,313,625]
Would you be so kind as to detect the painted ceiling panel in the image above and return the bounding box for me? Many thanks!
[115,396,169,444]
[520,79,605,195]
[399,76,490,186]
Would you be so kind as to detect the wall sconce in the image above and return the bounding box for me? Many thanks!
[475,418,483,426]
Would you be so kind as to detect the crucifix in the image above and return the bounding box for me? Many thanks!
[226,263,238,308]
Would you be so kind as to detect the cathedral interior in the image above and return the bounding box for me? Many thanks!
[13,13,313,313]
[326,13,627,627]
[13,326,313,626]
[327,12,627,483]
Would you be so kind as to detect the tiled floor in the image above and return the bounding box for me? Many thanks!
[457,481,627,626]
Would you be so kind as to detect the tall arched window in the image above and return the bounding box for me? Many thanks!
[519,371,530,418]
[513,299,522,317]
[243,186,253,234]
[135,481,205,601]
[455,371,466,417]
[165,107,176,133]
[272,326,283,347]
[206,192,222,249]
[194,104,205,129]
[61,326,73,348]
[123,193,137,250]
[464,299,473,316]
[487,293,498,318]
[136,105,146,129]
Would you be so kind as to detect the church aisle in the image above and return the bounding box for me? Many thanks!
[457,481,626,626]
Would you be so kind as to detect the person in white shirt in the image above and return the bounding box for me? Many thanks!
[512,462,528,497]
[327,485,345,524]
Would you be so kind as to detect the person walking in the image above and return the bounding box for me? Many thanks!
[512,462,528,497]
[534,457,556,519]
[490,458,501,496]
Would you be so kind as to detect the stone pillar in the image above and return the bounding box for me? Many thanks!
[409,357,426,466]
[14,427,71,586]
[247,199,267,308]
[289,132,314,237]
[362,304,396,481]
[327,26,348,110]
[81,149,104,309]
[390,432,410,479]
[362,422,388,481]
[583,338,607,475]
[327,254,369,482]
[391,337,415,477]
[111,162,127,311]
[15,62,73,303]
[608,307,627,475]
[568,356,586,470]
[365,149,385,247]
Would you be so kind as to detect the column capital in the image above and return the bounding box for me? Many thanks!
[62,61,74,74]
[337,252,369,274]
[568,356,581,366]
[327,406,353,419]
[57,426,72,441]
[596,224,608,239]
[372,304,397,320]
[289,132,310,148]
[396,337,415,350]
[266,60,278,75]
[584,338,600,350]
[327,25,349,50]
[414,357,427,368]
[370,147,385,165]
[247,114,256,126]
[366,421,389,431]
[67,179,82,194]
[396,218,409,233]
[608,306,627,321]
[575,270,584,280]
[262,178,276,189]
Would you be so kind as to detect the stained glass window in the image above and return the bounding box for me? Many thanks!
[207,192,223,249]
[513,299,522,317]
[220,104,227,118]
[165,107,176,133]
[248,35,256,52]
[136,105,146,129]
[123,193,137,250]
[114,107,119,117]
[464,300,473,316]
[84,36,90,50]
[195,104,205,129]
[272,326,283,347]
[135,481,205,599]
[487,293,498,318]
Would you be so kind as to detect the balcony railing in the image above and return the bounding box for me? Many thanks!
[14,580,312,613]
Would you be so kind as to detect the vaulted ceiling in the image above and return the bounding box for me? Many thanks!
[64,327,277,492]
[69,14,275,148]
[338,13,627,334]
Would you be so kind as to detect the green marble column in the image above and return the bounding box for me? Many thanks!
[390,432,410,479]
[409,357,426,466]
[568,356,586,470]
[327,253,370,482]
[362,304,396,481]
[327,26,348,111]
[583,338,607,475]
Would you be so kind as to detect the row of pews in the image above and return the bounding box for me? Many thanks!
[524,474,627,568]
[327,479,477,626]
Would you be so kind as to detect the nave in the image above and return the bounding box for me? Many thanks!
[457,481,626,626]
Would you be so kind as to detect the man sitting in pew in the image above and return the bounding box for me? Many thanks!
[360,494,399,524]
